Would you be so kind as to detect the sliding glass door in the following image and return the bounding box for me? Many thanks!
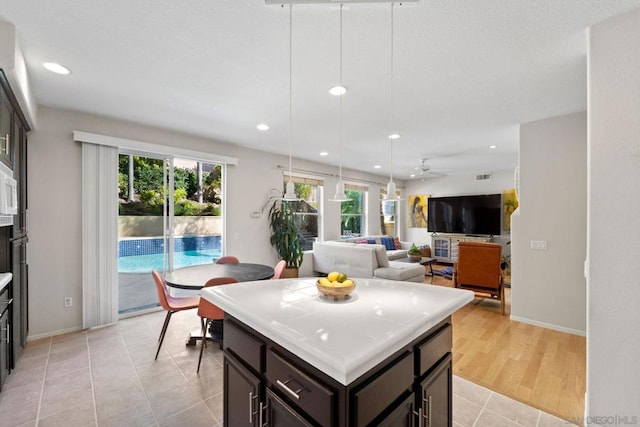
[117,154,223,315]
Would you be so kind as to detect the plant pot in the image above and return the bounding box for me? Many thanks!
[283,267,299,278]
[408,255,422,262]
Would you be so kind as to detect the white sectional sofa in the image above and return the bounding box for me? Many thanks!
[334,235,413,260]
[312,241,426,283]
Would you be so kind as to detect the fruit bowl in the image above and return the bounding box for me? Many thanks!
[316,280,356,300]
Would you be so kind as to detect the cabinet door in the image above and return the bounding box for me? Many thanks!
[224,354,262,427]
[377,393,416,427]
[265,388,313,427]
[0,308,9,390]
[0,85,12,168]
[418,354,452,427]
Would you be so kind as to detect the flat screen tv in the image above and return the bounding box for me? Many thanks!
[427,194,501,236]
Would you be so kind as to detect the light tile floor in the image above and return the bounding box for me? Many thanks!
[0,310,577,427]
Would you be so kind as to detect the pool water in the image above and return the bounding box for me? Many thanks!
[118,249,221,273]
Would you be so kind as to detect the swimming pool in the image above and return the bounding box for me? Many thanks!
[118,249,221,273]
[118,235,222,273]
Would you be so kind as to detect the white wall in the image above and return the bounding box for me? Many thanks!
[511,111,587,336]
[403,169,515,248]
[587,10,640,419]
[27,106,390,337]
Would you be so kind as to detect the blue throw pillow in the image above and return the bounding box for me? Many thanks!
[367,238,376,244]
[380,237,395,250]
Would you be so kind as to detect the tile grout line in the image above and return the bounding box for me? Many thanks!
[85,330,100,426]
[471,389,492,427]
[121,320,161,426]
[478,391,538,427]
[34,337,53,425]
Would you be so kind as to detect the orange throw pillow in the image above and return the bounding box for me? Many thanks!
[393,236,402,250]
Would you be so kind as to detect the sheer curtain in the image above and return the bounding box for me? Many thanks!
[81,142,118,328]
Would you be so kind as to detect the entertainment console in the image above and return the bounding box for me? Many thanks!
[431,234,492,263]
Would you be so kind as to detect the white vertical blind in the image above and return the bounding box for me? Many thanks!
[82,142,118,328]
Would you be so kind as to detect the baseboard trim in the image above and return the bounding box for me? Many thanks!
[510,315,586,337]
[26,325,84,341]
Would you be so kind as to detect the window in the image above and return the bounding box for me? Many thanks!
[341,184,366,236]
[285,176,322,251]
[381,198,397,237]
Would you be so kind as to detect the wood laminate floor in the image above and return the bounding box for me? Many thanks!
[429,268,586,423]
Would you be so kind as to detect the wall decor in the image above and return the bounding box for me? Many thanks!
[503,188,518,230]
[408,194,428,228]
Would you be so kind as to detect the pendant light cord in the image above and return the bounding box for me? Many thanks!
[389,2,394,184]
[288,4,293,185]
[338,3,344,182]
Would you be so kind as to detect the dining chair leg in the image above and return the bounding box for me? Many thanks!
[197,318,209,373]
[155,311,173,360]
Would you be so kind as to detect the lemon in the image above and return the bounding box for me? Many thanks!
[342,279,354,286]
[336,273,347,283]
[327,271,340,282]
[318,278,331,286]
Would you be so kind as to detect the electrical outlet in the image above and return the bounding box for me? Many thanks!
[530,240,548,250]
[64,297,72,307]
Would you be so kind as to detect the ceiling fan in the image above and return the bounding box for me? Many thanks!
[410,158,444,178]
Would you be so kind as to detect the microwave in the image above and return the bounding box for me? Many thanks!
[0,170,18,215]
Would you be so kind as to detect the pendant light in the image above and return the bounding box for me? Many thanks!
[329,3,350,202]
[384,3,402,201]
[283,4,300,201]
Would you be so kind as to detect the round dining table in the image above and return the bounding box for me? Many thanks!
[163,262,274,345]
[164,262,275,290]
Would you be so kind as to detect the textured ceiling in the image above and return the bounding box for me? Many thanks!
[2,0,640,179]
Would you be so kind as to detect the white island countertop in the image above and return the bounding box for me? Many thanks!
[0,272,12,292]
[202,277,473,385]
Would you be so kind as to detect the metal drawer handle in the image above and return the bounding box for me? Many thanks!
[249,391,258,423]
[412,408,423,427]
[276,378,303,400]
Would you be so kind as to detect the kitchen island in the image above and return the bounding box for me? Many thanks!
[203,277,473,426]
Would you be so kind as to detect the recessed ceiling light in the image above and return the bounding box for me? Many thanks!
[489,145,497,149]
[388,133,401,140]
[256,123,269,131]
[43,62,71,75]
[320,151,328,156]
[374,165,381,169]
[329,86,347,96]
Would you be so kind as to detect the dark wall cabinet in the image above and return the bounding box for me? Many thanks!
[0,70,30,392]
[0,283,12,391]
[223,315,453,427]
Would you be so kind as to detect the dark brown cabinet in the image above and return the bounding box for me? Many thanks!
[0,84,12,168]
[416,355,452,427]
[223,316,453,427]
[265,388,314,427]
[0,70,30,387]
[377,393,416,427]
[0,284,11,391]
[223,353,262,426]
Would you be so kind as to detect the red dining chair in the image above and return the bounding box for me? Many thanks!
[197,276,238,372]
[152,270,200,360]
[272,260,287,279]
[215,256,240,264]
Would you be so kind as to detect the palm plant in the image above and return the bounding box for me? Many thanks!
[264,189,304,270]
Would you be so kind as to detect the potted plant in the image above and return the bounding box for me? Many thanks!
[263,189,304,277]
[408,244,422,262]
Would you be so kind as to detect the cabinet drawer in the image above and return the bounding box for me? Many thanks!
[266,349,334,426]
[353,351,414,427]
[416,323,451,377]
[223,319,264,374]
